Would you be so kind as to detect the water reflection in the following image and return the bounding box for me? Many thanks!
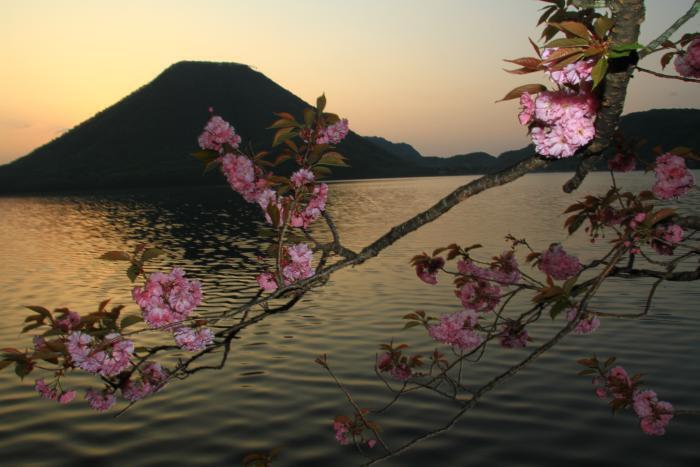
[0,174,699,466]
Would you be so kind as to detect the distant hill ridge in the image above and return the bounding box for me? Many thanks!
[0,60,698,194]
[366,108,700,173]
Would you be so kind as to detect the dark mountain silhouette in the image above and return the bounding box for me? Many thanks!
[366,108,700,173]
[0,61,424,194]
[0,59,697,195]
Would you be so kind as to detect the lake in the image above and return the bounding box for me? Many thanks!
[1,173,698,466]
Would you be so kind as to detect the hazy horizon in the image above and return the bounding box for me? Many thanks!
[2,0,699,165]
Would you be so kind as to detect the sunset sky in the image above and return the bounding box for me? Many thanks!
[2,0,699,165]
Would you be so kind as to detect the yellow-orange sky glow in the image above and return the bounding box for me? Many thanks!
[1,0,699,165]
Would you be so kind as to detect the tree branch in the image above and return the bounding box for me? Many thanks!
[562,0,646,193]
[639,0,700,59]
[635,65,700,83]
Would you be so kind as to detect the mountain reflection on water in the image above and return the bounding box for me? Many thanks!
[0,173,698,466]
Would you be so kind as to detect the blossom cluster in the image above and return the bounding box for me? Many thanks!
[538,244,582,280]
[132,268,202,329]
[197,115,242,152]
[34,379,76,405]
[520,89,598,159]
[428,310,483,352]
[67,331,134,377]
[257,243,316,292]
[221,154,267,203]
[122,361,169,402]
[593,366,674,436]
[316,119,349,145]
[652,152,695,200]
[674,38,700,78]
[457,251,520,285]
[566,307,601,335]
[132,267,214,353]
[376,352,413,381]
[542,48,596,86]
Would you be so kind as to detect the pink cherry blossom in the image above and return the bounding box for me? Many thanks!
[34,378,57,401]
[367,439,378,449]
[633,390,674,436]
[290,168,315,188]
[606,366,633,400]
[333,419,351,445]
[674,38,700,78]
[85,388,116,412]
[538,244,582,280]
[499,323,529,348]
[174,326,215,352]
[281,243,315,285]
[198,115,242,152]
[652,153,695,200]
[457,251,520,285]
[542,48,596,85]
[518,92,535,125]
[221,153,267,203]
[56,311,81,332]
[132,268,202,329]
[122,361,169,402]
[290,183,329,229]
[428,310,483,351]
[316,119,349,145]
[67,331,134,377]
[651,224,683,256]
[455,280,501,313]
[389,363,412,381]
[526,90,598,158]
[415,257,445,285]
[257,272,278,292]
[566,308,601,335]
[58,390,77,405]
[608,152,636,172]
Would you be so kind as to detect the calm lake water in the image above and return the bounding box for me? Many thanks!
[1,173,698,466]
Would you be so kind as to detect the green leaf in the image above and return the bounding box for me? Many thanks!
[272,128,296,147]
[317,151,349,167]
[498,83,547,102]
[26,306,52,320]
[267,118,297,130]
[191,150,219,165]
[303,108,316,127]
[15,360,32,380]
[21,322,43,334]
[99,251,132,261]
[544,37,589,48]
[402,321,421,330]
[593,16,614,39]
[203,158,222,174]
[549,297,571,319]
[312,166,332,179]
[610,42,643,53]
[316,93,327,113]
[126,264,140,283]
[141,247,166,262]
[120,315,144,330]
[554,21,591,39]
[591,56,608,89]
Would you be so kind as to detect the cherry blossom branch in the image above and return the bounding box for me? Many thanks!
[634,65,700,82]
[363,248,625,465]
[638,0,700,59]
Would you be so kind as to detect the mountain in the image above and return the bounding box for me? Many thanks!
[364,136,424,162]
[366,108,700,173]
[0,61,422,194]
[0,59,697,195]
